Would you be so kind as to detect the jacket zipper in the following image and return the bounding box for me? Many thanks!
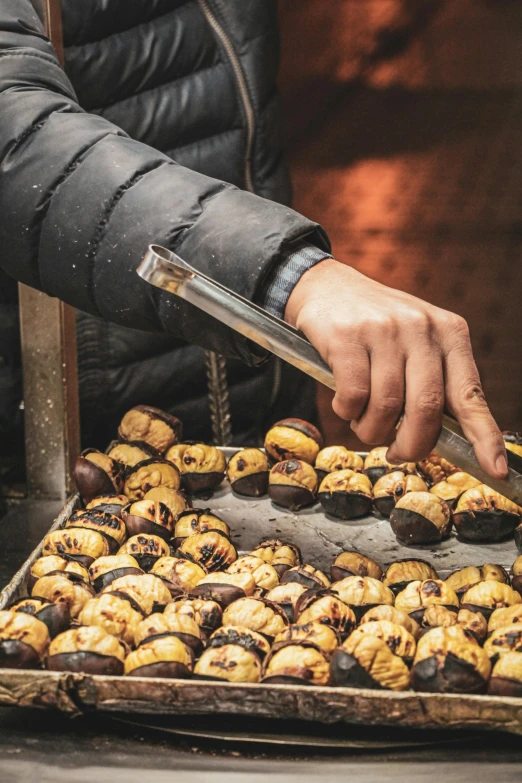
[197,0,255,193]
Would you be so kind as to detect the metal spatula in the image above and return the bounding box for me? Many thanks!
[138,244,522,505]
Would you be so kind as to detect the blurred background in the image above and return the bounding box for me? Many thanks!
[279,0,522,445]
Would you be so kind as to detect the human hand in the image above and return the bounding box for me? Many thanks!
[285,258,507,479]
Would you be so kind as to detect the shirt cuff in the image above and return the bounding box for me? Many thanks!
[260,241,332,320]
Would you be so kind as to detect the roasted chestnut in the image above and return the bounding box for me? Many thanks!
[373,472,428,518]
[89,554,144,592]
[429,472,481,509]
[118,405,182,454]
[348,620,416,662]
[107,441,157,468]
[457,609,487,644]
[0,610,50,669]
[411,626,490,694]
[125,636,193,679]
[172,509,230,549]
[314,446,363,483]
[330,576,394,621]
[143,486,188,517]
[134,611,203,655]
[42,527,110,567]
[227,556,279,591]
[86,493,129,518]
[295,589,356,638]
[163,598,222,637]
[177,444,226,495]
[395,579,459,623]
[226,448,269,497]
[207,625,271,660]
[124,459,181,501]
[73,449,124,503]
[484,624,522,662]
[383,559,438,595]
[318,469,373,520]
[418,452,458,485]
[122,499,174,543]
[46,626,125,675]
[191,572,256,606]
[103,573,172,615]
[274,621,339,655]
[331,551,383,583]
[512,555,522,595]
[28,555,89,591]
[488,604,522,634]
[330,634,410,691]
[264,418,323,465]
[460,581,521,620]
[118,533,170,571]
[453,485,521,543]
[363,447,416,486]
[10,597,70,640]
[445,564,509,598]
[79,592,143,645]
[150,556,206,594]
[359,605,420,639]
[164,443,190,473]
[65,510,127,554]
[503,431,522,458]
[390,492,452,545]
[250,539,302,577]
[268,459,318,510]
[281,564,330,591]
[32,573,95,619]
[418,605,458,638]
[222,597,288,639]
[262,642,330,686]
[264,583,308,622]
[489,651,522,697]
[179,530,237,572]
[194,643,261,682]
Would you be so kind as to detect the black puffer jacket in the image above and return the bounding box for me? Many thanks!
[0,0,330,446]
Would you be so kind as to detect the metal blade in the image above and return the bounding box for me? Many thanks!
[138,244,522,505]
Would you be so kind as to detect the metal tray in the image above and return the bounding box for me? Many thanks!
[1,450,522,735]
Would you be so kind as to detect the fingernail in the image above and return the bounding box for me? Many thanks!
[495,453,508,477]
[350,421,358,433]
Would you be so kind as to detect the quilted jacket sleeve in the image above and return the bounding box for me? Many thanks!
[0,1,330,364]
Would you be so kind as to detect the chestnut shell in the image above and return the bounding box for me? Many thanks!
[318,492,372,520]
[329,648,384,690]
[488,677,522,697]
[92,567,144,593]
[0,640,41,669]
[389,508,449,545]
[411,653,488,694]
[454,509,519,543]
[230,473,269,498]
[127,661,192,679]
[45,651,124,675]
[189,583,246,607]
[123,502,173,544]
[73,450,123,503]
[268,484,316,512]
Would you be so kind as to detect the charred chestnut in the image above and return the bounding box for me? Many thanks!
[178,444,226,495]
[207,625,270,660]
[143,487,188,518]
[331,551,383,583]
[273,621,339,655]
[65,510,126,554]
[281,564,330,591]
[262,642,330,686]
[28,555,89,592]
[373,472,428,518]
[395,579,459,623]
[46,626,125,675]
[390,492,451,545]
[330,576,394,621]
[330,634,410,691]
[457,609,487,644]
[103,573,172,615]
[295,589,356,638]
[10,597,70,640]
[0,610,50,669]
[264,583,308,622]
[73,449,124,503]
[227,556,279,591]
[191,572,256,606]
[118,533,170,572]
[453,485,521,543]
[460,581,521,620]
[484,624,522,662]
[122,499,174,543]
[429,472,481,509]
[445,564,509,599]
[412,626,490,694]
[86,494,129,518]
[268,459,318,510]
[179,530,237,572]
[314,446,363,483]
[42,527,110,567]
[79,592,143,644]
[150,556,206,593]
[222,597,288,639]
[124,459,181,501]
[318,469,373,520]
[359,605,420,639]
[512,555,522,595]
[250,539,302,578]
[107,441,157,469]
[418,452,458,485]
[172,509,230,549]
[363,447,416,486]
[489,604,522,635]
[348,620,416,662]
[118,406,182,455]
[194,643,261,682]
[89,554,144,592]
[489,651,522,697]
[125,635,193,679]
[264,418,323,465]
[226,448,269,497]
[383,559,438,595]
[163,598,222,637]
[32,573,95,619]
[503,431,522,458]
[135,611,203,655]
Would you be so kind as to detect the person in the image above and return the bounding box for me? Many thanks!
[0,0,507,480]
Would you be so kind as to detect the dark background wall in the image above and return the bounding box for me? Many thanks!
[278,0,522,444]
